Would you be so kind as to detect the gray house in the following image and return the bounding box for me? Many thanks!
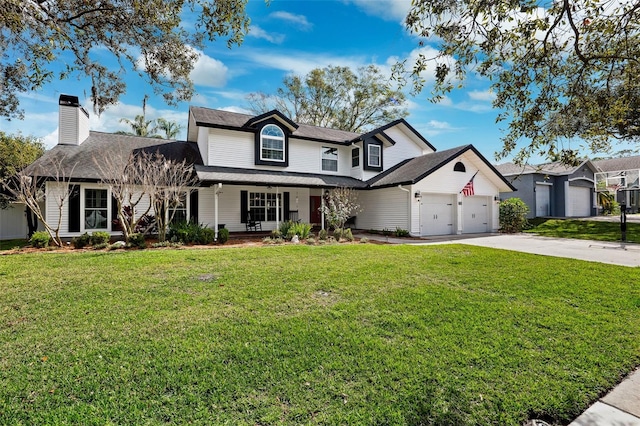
[593,155,640,213]
[496,160,598,218]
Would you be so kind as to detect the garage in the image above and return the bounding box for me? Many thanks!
[535,183,551,217]
[463,196,489,233]
[420,194,455,236]
[567,185,591,217]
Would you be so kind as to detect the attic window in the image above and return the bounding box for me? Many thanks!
[454,162,466,172]
[260,124,285,162]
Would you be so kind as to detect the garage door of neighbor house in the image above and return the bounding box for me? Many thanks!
[420,194,455,236]
[568,186,591,217]
[463,196,489,234]
[536,184,551,217]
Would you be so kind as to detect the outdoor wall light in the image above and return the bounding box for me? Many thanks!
[414,190,421,198]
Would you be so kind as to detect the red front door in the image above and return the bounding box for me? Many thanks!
[310,196,322,224]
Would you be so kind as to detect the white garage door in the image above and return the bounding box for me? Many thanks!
[463,196,489,234]
[536,184,550,217]
[420,194,455,236]
[568,186,591,217]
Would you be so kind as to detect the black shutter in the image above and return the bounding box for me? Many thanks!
[190,189,199,223]
[283,192,290,221]
[111,194,120,231]
[240,190,248,223]
[68,185,81,232]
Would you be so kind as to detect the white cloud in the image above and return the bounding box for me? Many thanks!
[467,89,495,102]
[270,11,313,31]
[343,0,411,23]
[246,49,366,76]
[248,25,286,44]
[190,50,229,88]
[419,119,460,137]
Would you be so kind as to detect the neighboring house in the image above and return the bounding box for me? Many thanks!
[496,160,598,218]
[593,156,640,213]
[10,94,515,239]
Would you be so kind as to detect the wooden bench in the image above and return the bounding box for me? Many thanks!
[245,213,262,232]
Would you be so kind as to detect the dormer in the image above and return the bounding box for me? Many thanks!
[244,110,298,168]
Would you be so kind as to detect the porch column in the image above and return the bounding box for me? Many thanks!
[457,193,463,234]
[275,186,280,229]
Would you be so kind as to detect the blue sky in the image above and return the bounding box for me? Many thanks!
[2,0,551,163]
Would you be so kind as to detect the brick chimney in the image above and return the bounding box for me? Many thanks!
[58,94,90,145]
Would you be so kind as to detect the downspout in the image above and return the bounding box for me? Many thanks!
[398,185,412,235]
[214,183,222,240]
[276,186,280,229]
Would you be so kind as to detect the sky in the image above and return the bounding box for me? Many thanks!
[1,0,559,164]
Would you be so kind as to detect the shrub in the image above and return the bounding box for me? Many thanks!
[333,228,343,241]
[318,229,328,240]
[91,231,111,246]
[271,229,282,239]
[359,237,369,244]
[93,242,109,250]
[168,221,199,244]
[71,232,91,249]
[499,198,530,233]
[343,228,354,242]
[198,227,216,245]
[395,228,410,237]
[291,222,312,239]
[218,227,229,244]
[382,228,392,237]
[128,233,147,249]
[151,241,183,248]
[278,220,295,238]
[306,237,316,245]
[30,231,51,248]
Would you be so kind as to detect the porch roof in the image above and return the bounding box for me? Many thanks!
[195,165,368,188]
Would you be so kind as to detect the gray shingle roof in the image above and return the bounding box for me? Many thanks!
[195,165,367,188]
[594,155,640,172]
[24,132,202,180]
[495,160,595,176]
[190,107,361,144]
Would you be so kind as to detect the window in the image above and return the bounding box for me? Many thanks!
[368,144,381,168]
[260,124,285,161]
[169,193,187,224]
[322,147,338,172]
[352,147,360,167]
[454,161,466,172]
[84,188,108,230]
[249,192,283,222]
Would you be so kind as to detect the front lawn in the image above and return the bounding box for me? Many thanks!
[526,218,640,243]
[2,244,640,425]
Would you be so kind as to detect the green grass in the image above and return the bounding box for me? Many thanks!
[2,244,640,425]
[526,218,640,243]
[0,239,28,251]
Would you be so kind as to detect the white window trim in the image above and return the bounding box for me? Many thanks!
[368,144,381,168]
[260,124,285,162]
[321,146,338,172]
[81,185,110,232]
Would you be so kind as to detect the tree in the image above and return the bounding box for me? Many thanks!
[146,153,197,242]
[320,187,363,232]
[247,65,409,132]
[402,0,640,164]
[0,132,45,202]
[156,118,183,140]
[1,0,251,119]
[4,157,77,247]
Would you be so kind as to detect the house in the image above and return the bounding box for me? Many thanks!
[9,94,515,239]
[592,156,640,213]
[495,160,598,218]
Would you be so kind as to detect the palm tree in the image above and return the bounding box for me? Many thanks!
[156,118,183,139]
[119,95,160,137]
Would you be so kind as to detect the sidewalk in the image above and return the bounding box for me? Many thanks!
[360,232,640,425]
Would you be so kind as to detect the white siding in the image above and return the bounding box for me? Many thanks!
[197,126,209,166]
[356,187,410,231]
[383,127,429,170]
[0,204,27,239]
[208,129,254,168]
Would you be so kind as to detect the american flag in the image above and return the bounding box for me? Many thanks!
[461,172,477,196]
